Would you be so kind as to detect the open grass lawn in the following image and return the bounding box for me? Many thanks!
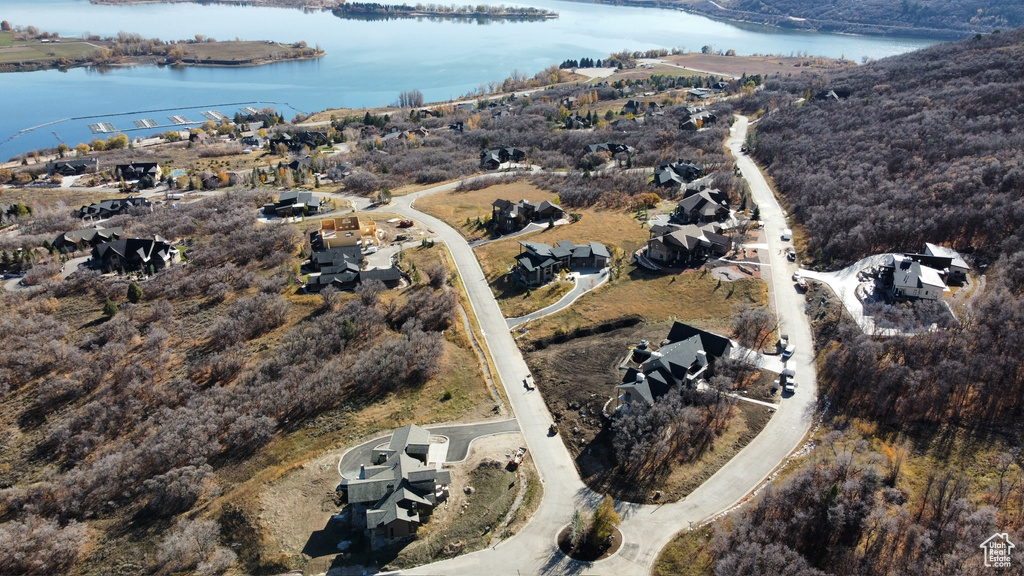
[653,525,715,576]
[0,32,99,64]
[523,265,768,341]
[179,41,311,63]
[416,181,560,241]
[0,186,118,212]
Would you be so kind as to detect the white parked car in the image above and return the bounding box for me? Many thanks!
[782,228,793,241]
[783,343,796,359]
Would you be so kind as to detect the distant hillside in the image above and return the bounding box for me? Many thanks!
[752,28,1024,271]
[686,0,1024,39]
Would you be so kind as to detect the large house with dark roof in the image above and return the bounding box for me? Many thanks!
[77,196,152,219]
[514,240,610,286]
[480,146,525,169]
[674,188,730,224]
[91,236,180,273]
[645,222,731,267]
[338,424,450,544]
[47,158,98,176]
[491,199,565,233]
[617,322,732,407]
[304,240,402,292]
[262,191,324,217]
[114,162,161,182]
[654,160,703,189]
[53,226,123,253]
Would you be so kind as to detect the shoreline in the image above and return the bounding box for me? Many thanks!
[88,0,976,40]
[0,52,325,74]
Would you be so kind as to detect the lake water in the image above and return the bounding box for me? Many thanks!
[1,0,934,159]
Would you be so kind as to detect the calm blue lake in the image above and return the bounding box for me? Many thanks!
[1,0,934,159]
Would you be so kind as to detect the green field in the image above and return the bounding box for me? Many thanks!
[0,32,99,64]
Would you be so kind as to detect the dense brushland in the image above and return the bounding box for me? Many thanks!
[654,27,1024,576]
[675,0,1024,39]
[0,192,485,574]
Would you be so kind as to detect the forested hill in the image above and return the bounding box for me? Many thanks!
[751,27,1024,274]
[687,0,1024,38]
[744,28,1024,428]
[675,32,1024,576]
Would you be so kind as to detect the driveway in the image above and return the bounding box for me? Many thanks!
[506,268,609,330]
[338,419,521,479]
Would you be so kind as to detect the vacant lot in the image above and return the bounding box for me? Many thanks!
[521,264,767,342]
[661,52,855,77]
[0,186,118,212]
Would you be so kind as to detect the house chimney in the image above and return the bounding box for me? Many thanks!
[636,373,646,383]
[696,350,708,367]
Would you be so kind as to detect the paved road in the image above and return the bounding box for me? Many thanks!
[395,115,819,576]
[338,419,521,479]
[505,268,608,329]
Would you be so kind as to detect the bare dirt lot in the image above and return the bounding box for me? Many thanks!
[525,319,774,503]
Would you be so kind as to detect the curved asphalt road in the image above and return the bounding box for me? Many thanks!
[389,115,818,576]
[338,419,521,479]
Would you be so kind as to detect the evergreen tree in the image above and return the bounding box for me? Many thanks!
[127,282,143,303]
[103,298,118,318]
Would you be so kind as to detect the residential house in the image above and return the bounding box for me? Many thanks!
[47,158,98,176]
[654,160,703,189]
[814,89,851,101]
[309,245,365,272]
[305,243,401,292]
[490,198,565,233]
[687,88,713,100]
[674,188,730,223]
[617,322,732,406]
[240,135,264,149]
[448,121,465,132]
[564,113,591,130]
[585,142,635,156]
[646,222,731,266]
[77,196,152,219]
[91,236,180,273]
[924,243,970,283]
[480,146,526,169]
[622,100,642,115]
[114,162,161,182]
[880,254,948,301]
[262,191,323,217]
[53,226,123,253]
[680,107,717,131]
[711,81,730,93]
[338,424,451,543]
[514,240,610,286]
